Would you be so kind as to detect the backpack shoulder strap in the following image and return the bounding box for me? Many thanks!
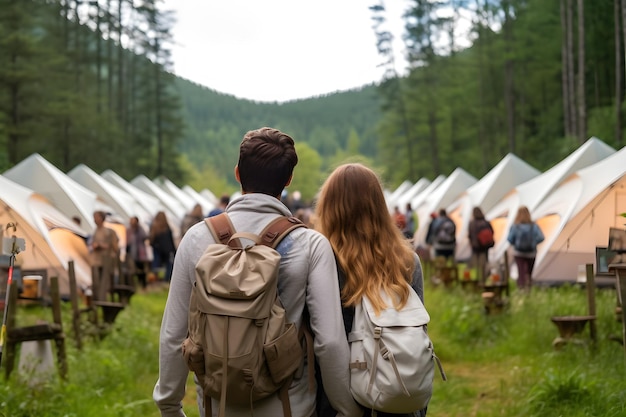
[259,216,307,249]
[205,213,306,249]
[205,212,237,245]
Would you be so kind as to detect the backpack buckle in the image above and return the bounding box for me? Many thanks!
[373,327,382,339]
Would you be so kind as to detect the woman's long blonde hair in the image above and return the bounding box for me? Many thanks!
[315,163,415,314]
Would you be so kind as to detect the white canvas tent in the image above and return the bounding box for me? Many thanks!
[131,175,185,239]
[531,146,626,283]
[182,185,215,214]
[200,188,219,207]
[447,154,540,261]
[0,175,92,295]
[486,137,616,263]
[386,180,414,212]
[101,169,163,220]
[3,153,113,230]
[155,177,198,213]
[68,164,152,228]
[409,175,446,214]
[413,168,477,246]
[394,178,432,213]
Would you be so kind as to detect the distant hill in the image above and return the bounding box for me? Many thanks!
[174,77,382,188]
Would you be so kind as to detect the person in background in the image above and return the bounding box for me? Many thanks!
[126,216,150,288]
[423,212,437,243]
[180,203,204,237]
[149,211,176,282]
[430,208,456,261]
[208,194,230,217]
[393,206,407,232]
[88,211,120,301]
[403,202,417,240]
[153,127,361,417]
[315,162,427,417]
[467,206,494,284]
[507,205,544,291]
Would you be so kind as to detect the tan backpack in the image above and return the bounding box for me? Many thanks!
[182,213,308,417]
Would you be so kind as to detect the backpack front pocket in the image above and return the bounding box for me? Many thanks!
[264,322,302,384]
[182,337,205,376]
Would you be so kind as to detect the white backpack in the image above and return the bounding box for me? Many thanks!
[348,285,446,414]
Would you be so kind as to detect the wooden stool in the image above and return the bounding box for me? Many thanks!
[4,276,67,379]
[92,301,125,324]
[550,315,596,349]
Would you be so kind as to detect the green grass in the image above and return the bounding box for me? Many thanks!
[1,281,625,416]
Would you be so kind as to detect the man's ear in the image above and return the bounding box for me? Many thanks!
[234,165,240,183]
[285,174,292,187]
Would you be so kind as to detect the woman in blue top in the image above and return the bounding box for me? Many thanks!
[507,206,544,291]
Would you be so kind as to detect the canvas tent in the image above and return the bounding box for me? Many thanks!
[413,168,477,247]
[101,169,163,220]
[409,175,446,213]
[0,175,92,295]
[3,153,113,230]
[394,178,432,213]
[486,137,616,263]
[200,188,219,207]
[531,146,626,283]
[386,180,414,212]
[68,164,152,228]
[182,185,216,214]
[155,177,198,213]
[131,175,185,239]
[447,154,540,261]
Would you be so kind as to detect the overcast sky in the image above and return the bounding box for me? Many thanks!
[161,0,410,103]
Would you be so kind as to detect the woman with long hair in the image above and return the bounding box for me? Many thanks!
[149,211,176,282]
[315,163,427,417]
[507,205,544,291]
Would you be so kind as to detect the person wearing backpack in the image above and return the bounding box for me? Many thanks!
[468,206,494,284]
[507,206,545,291]
[153,127,362,417]
[431,208,456,261]
[315,163,440,417]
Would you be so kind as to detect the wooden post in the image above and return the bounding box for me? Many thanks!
[68,261,82,350]
[503,251,510,297]
[615,267,626,360]
[49,277,68,378]
[585,264,597,343]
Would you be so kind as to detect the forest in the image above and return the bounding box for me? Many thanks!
[0,0,625,201]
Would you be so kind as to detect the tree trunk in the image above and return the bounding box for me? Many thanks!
[621,0,626,147]
[615,0,622,145]
[567,0,577,138]
[106,0,113,119]
[503,2,516,153]
[428,109,440,175]
[561,0,572,138]
[577,0,586,143]
[96,1,102,114]
[117,0,124,128]
[8,53,19,165]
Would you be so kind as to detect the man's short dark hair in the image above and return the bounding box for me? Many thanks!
[238,127,298,197]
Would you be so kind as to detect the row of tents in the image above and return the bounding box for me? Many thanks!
[1,136,624,294]
[1,153,220,294]
[386,137,626,284]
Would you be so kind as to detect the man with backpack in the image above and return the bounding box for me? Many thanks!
[153,127,362,417]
